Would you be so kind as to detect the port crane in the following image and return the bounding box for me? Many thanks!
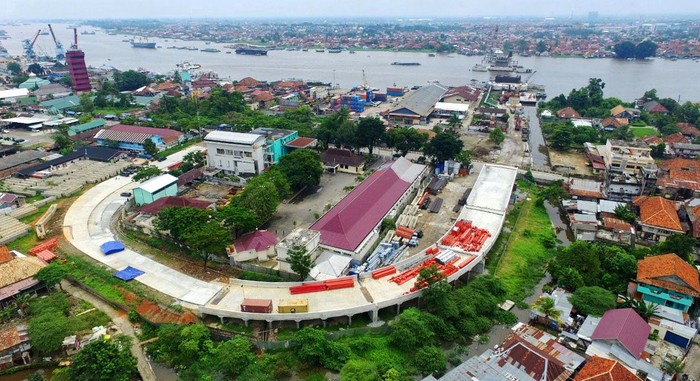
[21,29,42,60]
[47,24,65,63]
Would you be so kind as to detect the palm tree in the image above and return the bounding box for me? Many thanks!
[13,293,32,317]
[446,114,462,132]
[619,296,659,322]
[532,296,561,331]
[661,358,684,378]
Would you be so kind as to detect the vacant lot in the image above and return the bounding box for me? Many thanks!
[630,126,659,138]
[548,150,591,176]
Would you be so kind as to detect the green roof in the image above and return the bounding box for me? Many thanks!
[40,95,80,111]
[133,95,158,106]
[18,77,51,89]
[68,119,106,136]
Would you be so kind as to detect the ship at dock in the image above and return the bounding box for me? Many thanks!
[391,62,421,66]
[235,47,268,56]
[130,38,156,49]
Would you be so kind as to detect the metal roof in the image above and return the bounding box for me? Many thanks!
[204,130,265,146]
[95,129,151,144]
[68,119,106,136]
[40,95,80,110]
[0,88,29,99]
[389,83,447,117]
[136,174,178,194]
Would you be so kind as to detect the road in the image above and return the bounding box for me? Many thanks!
[61,281,157,381]
[524,106,550,170]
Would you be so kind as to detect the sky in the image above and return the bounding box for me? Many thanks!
[3,0,700,20]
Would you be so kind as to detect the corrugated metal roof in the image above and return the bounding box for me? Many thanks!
[137,174,178,194]
[68,119,106,136]
[40,95,80,110]
[591,308,650,360]
[204,130,265,145]
[0,88,29,99]
[95,129,151,144]
[389,83,447,117]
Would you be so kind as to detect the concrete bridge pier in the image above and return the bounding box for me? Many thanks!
[396,303,402,315]
[295,320,302,329]
[370,308,379,322]
[348,314,353,325]
[243,319,249,327]
[322,319,327,328]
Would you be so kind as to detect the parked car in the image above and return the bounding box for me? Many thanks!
[120,192,131,197]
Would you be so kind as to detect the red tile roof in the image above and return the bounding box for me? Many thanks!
[321,148,365,168]
[442,86,481,102]
[557,107,581,119]
[0,327,22,353]
[677,122,700,137]
[139,196,213,215]
[600,117,629,129]
[591,308,650,360]
[642,135,662,146]
[286,137,318,148]
[659,157,700,171]
[662,132,689,145]
[574,356,642,381]
[632,196,683,231]
[602,217,633,232]
[110,124,183,144]
[637,253,700,297]
[233,230,277,253]
[238,77,260,87]
[311,158,424,252]
[0,246,12,264]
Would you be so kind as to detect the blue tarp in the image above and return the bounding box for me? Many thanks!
[100,241,125,255]
[113,266,145,281]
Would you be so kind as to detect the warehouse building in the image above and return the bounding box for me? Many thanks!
[133,174,178,206]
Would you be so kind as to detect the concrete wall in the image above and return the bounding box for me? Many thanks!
[205,139,265,175]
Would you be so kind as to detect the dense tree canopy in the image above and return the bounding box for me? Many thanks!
[113,70,149,91]
[277,149,323,191]
[569,286,617,317]
[386,127,429,156]
[423,131,464,163]
[356,117,386,155]
[70,336,137,381]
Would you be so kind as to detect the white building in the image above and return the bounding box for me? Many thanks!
[204,130,266,175]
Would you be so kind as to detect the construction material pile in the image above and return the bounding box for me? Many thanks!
[289,277,355,295]
[440,220,491,252]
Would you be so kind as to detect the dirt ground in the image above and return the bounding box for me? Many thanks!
[548,150,592,176]
[181,182,233,204]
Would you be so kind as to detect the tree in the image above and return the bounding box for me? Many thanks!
[653,234,697,261]
[643,89,659,101]
[277,149,323,191]
[182,221,230,269]
[660,358,684,377]
[551,241,601,286]
[386,127,428,156]
[219,205,259,239]
[28,312,72,354]
[287,245,313,280]
[569,286,616,317]
[531,296,561,328]
[415,264,445,289]
[421,280,459,319]
[52,124,73,154]
[489,128,505,145]
[415,345,447,376]
[35,262,68,291]
[650,142,666,158]
[356,117,385,155]
[27,372,45,381]
[113,70,149,91]
[292,328,350,371]
[215,336,255,377]
[389,308,435,351]
[613,41,637,59]
[536,41,548,53]
[235,178,281,223]
[445,114,462,132]
[7,61,21,76]
[423,131,464,163]
[621,298,659,322]
[155,206,215,241]
[70,336,137,381]
[142,138,158,157]
[183,150,206,168]
[635,40,658,59]
[254,169,291,200]
[79,93,95,114]
[549,124,573,150]
[133,165,162,181]
[614,204,636,223]
[27,63,43,76]
[557,267,585,291]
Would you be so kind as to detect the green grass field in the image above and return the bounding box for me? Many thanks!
[489,196,556,304]
[630,126,659,138]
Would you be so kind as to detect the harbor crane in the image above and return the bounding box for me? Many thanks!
[47,24,65,62]
[21,29,42,60]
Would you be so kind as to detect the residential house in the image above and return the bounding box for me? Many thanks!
[565,178,606,200]
[95,124,184,152]
[647,316,697,350]
[472,107,507,118]
[238,77,261,87]
[641,101,669,114]
[387,83,447,125]
[573,356,642,381]
[229,230,278,263]
[0,193,25,210]
[633,253,700,313]
[585,308,664,381]
[601,140,655,201]
[557,106,581,119]
[204,130,267,175]
[529,288,574,327]
[321,148,365,174]
[597,217,635,245]
[600,117,629,131]
[431,323,584,381]
[662,132,689,146]
[632,196,685,242]
[138,196,213,216]
[0,251,47,306]
[655,157,700,199]
[670,143,700,159]
[0,325,31,369]
[677,122,700,140]
[585,142,607,173]
[610,104,641,120]
[132,174,178,206]
[250,128,298,165]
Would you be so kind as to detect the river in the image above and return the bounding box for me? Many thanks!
[2,23,700,101]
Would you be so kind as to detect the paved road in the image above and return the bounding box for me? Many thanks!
[61,281,157,381]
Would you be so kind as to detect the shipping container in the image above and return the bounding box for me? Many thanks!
[240,298,273,313]
[278,299,309,313]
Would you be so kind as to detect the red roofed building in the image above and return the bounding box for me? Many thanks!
[0,325,31,369]
[574,356,641,381]
[229,230,278,263]
[441,85,481,103]
[238,77,261,87]
[677,122,700,138]
[311,157,427,257]
[656,157,700,199]
[590,308,650,360]
[557,107,581,119]
[632,196,684,241]
[662,132,689,146]
[634,253,700,312]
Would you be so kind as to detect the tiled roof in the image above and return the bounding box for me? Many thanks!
[637,253,700,297]
[602,217,633,232]
[656,168,700,192]
[557,107,581,119]
[662,132,689,145]
[677,122,700,137]
[642,100,669,114]
[238,77,260,87]
[109,125,183,144]
[0,246,12,264]
[34,249,57,263]
[311,157,425,252]
[632,196,683,231]
[574,356,642,381]
[600,117,628,129]
[442,86,481,102]
[0,327,23,352]
[95,129,151,144]
[610,105,626,117]
[139,196,213,215]
[591,308,650,360]
[285,137,318,148]
[233,230,277,253]
[659,157,700,171]
[321,148,365,168]
[642,135,662,146]
[0,257,46,289]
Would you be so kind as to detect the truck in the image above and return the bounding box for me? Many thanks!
[278,299,309,313]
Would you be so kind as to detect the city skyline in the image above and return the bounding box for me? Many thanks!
[4,0,700,20]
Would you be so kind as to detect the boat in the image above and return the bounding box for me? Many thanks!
[349,50,356,54]
[226,51,231,54]
[235,47,268,56]
[302,48,309,52]
[201,48,220,53]
[177,62,201,70]
[391,62,421,66]
[315,49,325,53]
[428,53,436,57]
[130,38,156,49]
[471,63,487,72]
[328,48,342,53]
[185,46,199,51]
[81,31,96,35]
